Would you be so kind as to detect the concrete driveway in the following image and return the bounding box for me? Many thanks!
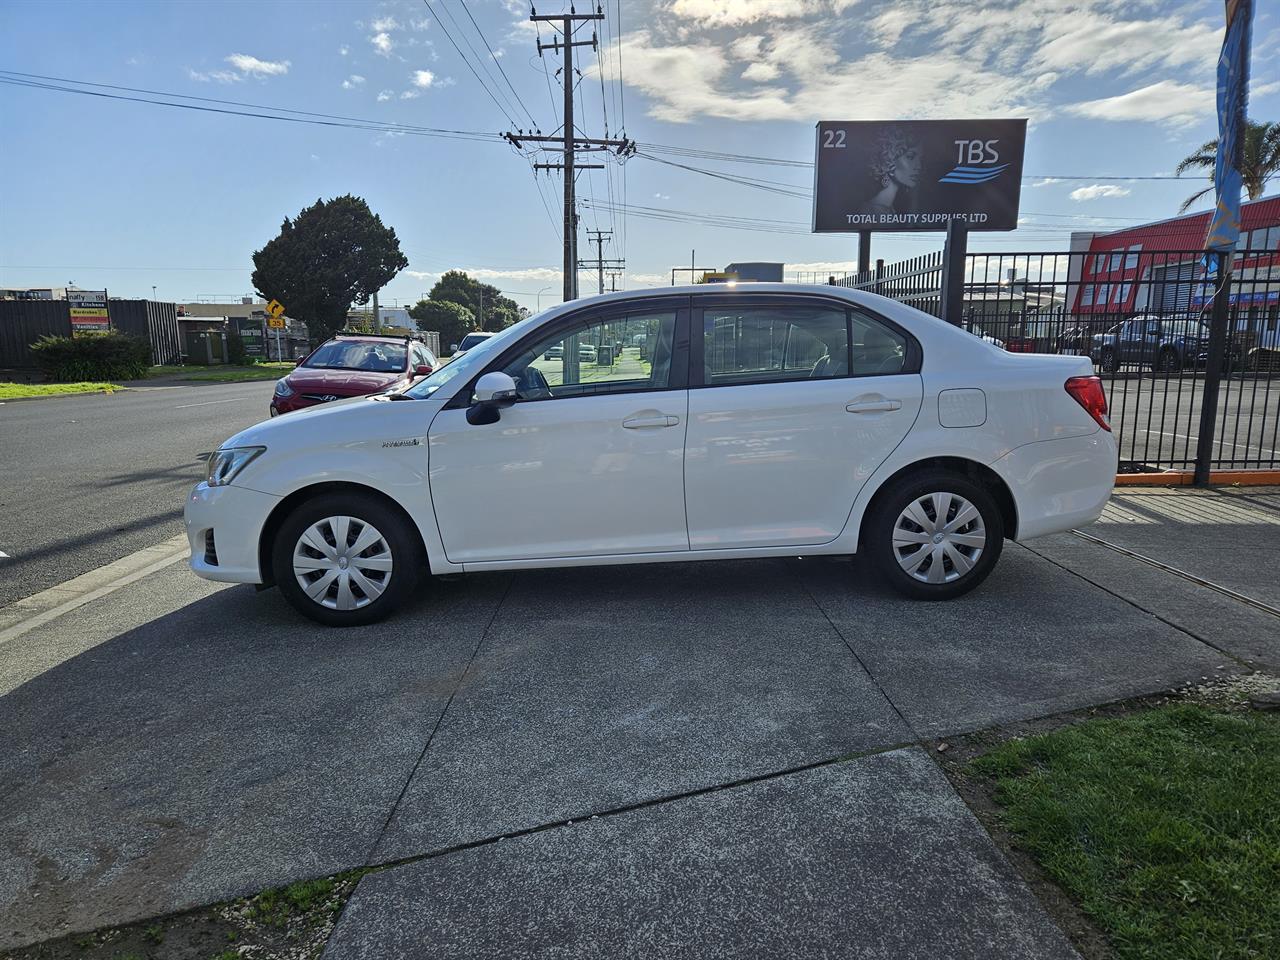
[2,488,1277,956]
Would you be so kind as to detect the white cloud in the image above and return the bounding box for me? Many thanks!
[410,17,432,32]
[729,35,764,60]
[400,90,421,100]
[667,0,858,27]
[1065,80,1212,126]
[188,67,240,84]
[341,74,365,89]
[1069,184,1131,202]
[785,260,856,274]
[1032,178,1063,187]
[225,53,290,77]
[621,3,1231,126]
[377,89,394,102]
[654,193,671,200]
[411,69,437,88]
[1036,12,1218,78]
[371,16,402,32]
[628,272,668,287]
[741,61,780,82]
[870,8,910,47]
[370,32,394,56]
[338,44,349,56]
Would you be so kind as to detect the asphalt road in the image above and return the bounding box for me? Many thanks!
[0,380,275,607]
[1104,373,1279,469]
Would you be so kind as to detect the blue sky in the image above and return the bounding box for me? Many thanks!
[1,0,1277,312]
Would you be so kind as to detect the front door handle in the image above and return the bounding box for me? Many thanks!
[622,415,679,429]
[846,399,902,414]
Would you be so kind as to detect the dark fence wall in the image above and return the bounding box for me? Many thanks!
[0,299,181,368]
[0,300,72,367]
[110,300,182,365]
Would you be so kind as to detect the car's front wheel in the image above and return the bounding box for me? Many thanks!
[272,492,422,626]
[864,471,1004,600]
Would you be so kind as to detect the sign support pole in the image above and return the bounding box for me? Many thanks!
[857,231,871,277]
[940,219,968,326]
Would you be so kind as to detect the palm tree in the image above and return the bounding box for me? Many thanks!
[1175,119,1280,212]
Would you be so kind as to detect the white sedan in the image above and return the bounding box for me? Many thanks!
[187,286,1117,626]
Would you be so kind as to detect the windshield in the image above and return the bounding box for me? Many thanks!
[404,310,544,399]
[303,340,406,373]
[458,333,491,350]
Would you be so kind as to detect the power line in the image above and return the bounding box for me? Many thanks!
[0,70,501,141]
[450,0,539,128]
[421,0,522,128]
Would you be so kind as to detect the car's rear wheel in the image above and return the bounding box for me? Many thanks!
[272,493,422,626]
[864,471,1004,600]
[1153,348,1181,374]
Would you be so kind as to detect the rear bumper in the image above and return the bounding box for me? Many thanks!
[991,430,1118,540]
[185,482,281,583]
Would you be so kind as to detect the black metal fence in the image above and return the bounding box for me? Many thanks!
[831,249,1280,473]
[0,299,180,369]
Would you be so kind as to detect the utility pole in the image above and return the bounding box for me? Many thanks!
[508,7,634,303]
[577,229,624,296]
[606,269,623,293]
[371,290,380,332]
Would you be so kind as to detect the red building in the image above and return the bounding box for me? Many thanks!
[1068,196,1280,348]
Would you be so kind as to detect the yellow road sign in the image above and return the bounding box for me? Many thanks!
[266,299,286,319]
[267,316,286,329]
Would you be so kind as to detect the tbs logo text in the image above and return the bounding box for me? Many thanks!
[939,140,1009,185]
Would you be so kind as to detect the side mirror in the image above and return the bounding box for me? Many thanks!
[414,364,433,376]
[467,371,519,425]
[294,358,305,367]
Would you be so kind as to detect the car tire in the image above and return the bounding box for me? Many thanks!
[272,492,423,626]
[1099,348,1118,374]
[863,470,1004,601]
[1154,348,1179,375]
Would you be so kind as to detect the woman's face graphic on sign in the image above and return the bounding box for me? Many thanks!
[891,147,922,188]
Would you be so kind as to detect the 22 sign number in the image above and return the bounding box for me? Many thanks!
[822,129,846,149]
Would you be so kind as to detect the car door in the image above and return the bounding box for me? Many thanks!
[427,300,691,564]
[684,295,923,550]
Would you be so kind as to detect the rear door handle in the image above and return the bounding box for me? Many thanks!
[846,399,902,414]
[622,415,680,428]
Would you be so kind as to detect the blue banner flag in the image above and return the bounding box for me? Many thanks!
[1204,0,1253,253]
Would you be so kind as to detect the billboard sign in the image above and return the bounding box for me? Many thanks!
[67,289,110,333]
[234,316,266,358]
[813,119,1027,233]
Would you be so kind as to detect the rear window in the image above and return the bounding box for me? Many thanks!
[459,333,491,351]
[304,340,406,373]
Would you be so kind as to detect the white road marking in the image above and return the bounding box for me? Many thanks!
[0,550,9,559]
[0,534,189,646]
[174,398,244,409]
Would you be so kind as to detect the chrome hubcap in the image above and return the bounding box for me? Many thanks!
[892,492,986,584]
[292,516,393,610]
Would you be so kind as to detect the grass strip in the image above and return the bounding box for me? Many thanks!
[973,704,1280,960]
[0,381,122,399]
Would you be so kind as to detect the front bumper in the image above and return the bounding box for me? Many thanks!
[185,481,282,583]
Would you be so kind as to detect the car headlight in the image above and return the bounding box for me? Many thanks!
[206,446,265,486]
[274,379,294,397]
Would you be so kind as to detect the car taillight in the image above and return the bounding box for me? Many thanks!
[1065,375,1110,431]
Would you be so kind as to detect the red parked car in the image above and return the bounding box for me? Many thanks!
[270,333,437,416]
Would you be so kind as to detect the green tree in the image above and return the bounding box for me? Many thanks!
[251,195,408,344]
[1175,119,1280,213]
[427,270,522,331]
[409,298,476,350]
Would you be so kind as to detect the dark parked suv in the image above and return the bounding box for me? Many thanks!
[1090,315,1237,374]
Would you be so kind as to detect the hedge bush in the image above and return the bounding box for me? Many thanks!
[29,332,153,382]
